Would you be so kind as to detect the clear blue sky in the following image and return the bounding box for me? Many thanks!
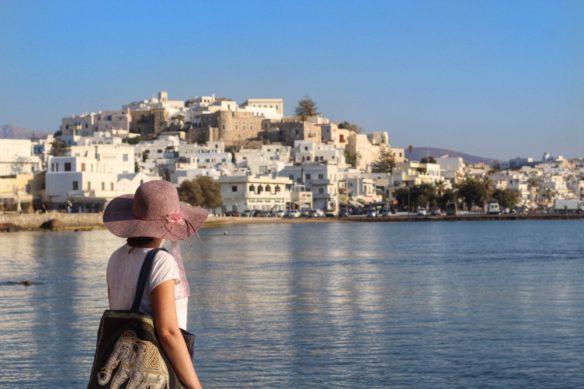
[1,0,583,160]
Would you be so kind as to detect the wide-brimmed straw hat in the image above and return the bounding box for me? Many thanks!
[103,180,208,240]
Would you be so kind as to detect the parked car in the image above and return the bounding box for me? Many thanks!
[252,210,269,217]
[312,209,325,217]
[241,210,253,217]
[380,208,392,217]
[274,210,286,217]
[417,207,427,216]
[367,209,377,218]
[285,210,301,218]
[227,210,241,217]
[430,207,442,216]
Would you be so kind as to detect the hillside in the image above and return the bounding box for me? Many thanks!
[408,146,497,165]
[0,124,51,139]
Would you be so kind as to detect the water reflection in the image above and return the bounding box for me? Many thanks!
[0,220,583,387]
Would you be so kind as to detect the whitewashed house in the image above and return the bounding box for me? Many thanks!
[0,139,41,176]
[45,144,157,209]
[219,175,292,213]
[279,164,340,212]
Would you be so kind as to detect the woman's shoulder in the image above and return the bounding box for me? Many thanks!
[151,248,179,272]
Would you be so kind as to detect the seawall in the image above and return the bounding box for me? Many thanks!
[0,212,105,232]
[1,212,582,232]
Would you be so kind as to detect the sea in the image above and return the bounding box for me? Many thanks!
[0,220,583,388]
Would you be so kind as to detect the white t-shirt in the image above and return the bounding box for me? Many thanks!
[106,245,189,329]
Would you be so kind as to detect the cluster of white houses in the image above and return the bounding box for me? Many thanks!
[1,92,583,213]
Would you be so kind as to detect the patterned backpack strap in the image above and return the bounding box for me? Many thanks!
[131,248,168,312]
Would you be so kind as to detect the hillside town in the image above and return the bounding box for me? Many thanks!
[1,91,583,216]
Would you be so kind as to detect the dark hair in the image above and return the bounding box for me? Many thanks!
[127,237,156,247]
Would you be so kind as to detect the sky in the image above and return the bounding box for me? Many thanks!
[1,0,583,160]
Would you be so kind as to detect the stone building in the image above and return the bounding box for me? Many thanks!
[264,119,323,146]
[190,110,265,147]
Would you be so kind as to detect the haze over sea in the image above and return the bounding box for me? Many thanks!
[0,220,583,388]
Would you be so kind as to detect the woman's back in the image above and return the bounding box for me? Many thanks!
[107,244,189,329]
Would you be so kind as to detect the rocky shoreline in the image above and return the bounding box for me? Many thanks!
[1,212,582,233]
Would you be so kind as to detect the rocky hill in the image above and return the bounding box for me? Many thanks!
[1,124,51,139]
[408,147,497,165]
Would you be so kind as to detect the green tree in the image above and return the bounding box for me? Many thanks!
[371,146,395,173]
[178,180,204,206]
[457,178,488,209]
[437,189,457,209]
[50,139,69,156]
[197,176,222,208]
[344,149,358,168]
[124,136,143,145]
[393,183,437,211]
[491,189,519,209]
[338,121,361,133]
[295,96,319,119]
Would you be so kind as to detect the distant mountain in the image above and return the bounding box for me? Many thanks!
[408,147,497,165]
[0,124,51,139]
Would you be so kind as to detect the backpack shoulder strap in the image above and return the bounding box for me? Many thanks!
[131,247,168,312]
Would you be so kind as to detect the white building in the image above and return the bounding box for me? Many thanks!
[219,175,292,212]
[60,110,130,137]
[0,139,41,176]
[177,141,231,169]
[345,175,380,204]
[436,156,465,184]
[134,135,181,174]
[234,145,291,176]
[239,98,284,120]
[293,140,346,167]
[347,132,390,171]
[279,164,340,212]
[45,144,149,207]
[391,161,444,188]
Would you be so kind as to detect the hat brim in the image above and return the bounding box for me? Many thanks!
[103,195,208,240]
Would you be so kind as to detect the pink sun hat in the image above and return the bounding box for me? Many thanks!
[103,180,208,240]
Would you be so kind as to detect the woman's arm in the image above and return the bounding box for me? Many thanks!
[151,280,202,389]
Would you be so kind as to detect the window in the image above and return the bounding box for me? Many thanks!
[123,154,129,161]
[318,174,324,179]
[275,185,281,193]
[87,181,92,190]
[306,174,311,180]
[249,185,255,192]
[232,186,238,192]
[64,162,71,171]
[81,163,86,172]
[319,188,324,194]
[72,181,79,190]
[110,182,114,190]
[101,182,105,190]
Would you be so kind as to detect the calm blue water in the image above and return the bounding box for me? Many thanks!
[0,220,583,388]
